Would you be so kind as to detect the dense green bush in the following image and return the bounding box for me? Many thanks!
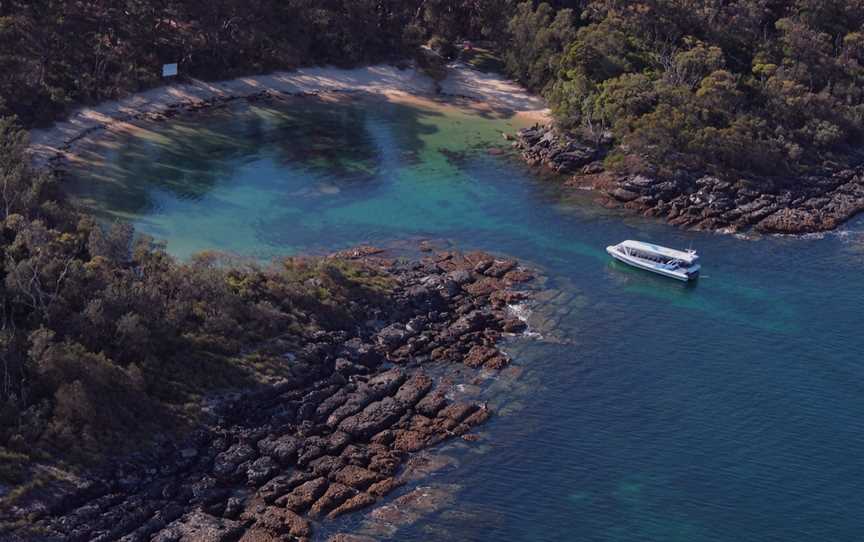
[428,36,459,60]
[505,1,864,177]
[0,1,515,127]
[0,118,400,467]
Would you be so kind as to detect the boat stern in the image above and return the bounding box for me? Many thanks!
[684,264,701,280]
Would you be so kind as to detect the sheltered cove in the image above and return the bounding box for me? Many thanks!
[12,64,551,541]
[15,59,864,542]
[27,62,550,172]
[30,61,864,237]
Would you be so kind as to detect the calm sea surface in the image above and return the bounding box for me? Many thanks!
[66,95,864,541]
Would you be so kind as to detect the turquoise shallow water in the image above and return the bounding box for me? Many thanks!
[67,95,864,541]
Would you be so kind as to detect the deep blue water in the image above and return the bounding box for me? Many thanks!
[67,95,864,541]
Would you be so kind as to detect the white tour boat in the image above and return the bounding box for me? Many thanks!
[606,240,700,281]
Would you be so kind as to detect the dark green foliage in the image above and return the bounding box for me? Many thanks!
[0,118,399,466]
[0,1,513,127]
[505,3,576,91]
[505,1,864,177]
[4,1,861,177]
[428,36,459,60]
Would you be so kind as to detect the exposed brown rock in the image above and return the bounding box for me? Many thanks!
[367,477,404,498]
[368,451,401,477]
[415,388,448,417]
[482,354,510,370]
[261,471,316,504]
[152,510,244,542]
[503,269,534,283]
[327,534,378,542]
[309,483,355,518]
[438,402,478,423]
[338,397,405,439]
[516,124,864,233]
[332,465,381,490]
[15,247,537,542]
[392,430,427,452]
[258,435,300,465]
[464,345,497,368]
[240,506,311,540]
[393,372,433,407]
[327,492,376,519]
[464,277,504,297]
[281,478,328,512]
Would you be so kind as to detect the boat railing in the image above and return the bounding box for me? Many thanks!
[629,249,696,268]
[625,248,671,265]
[611,241,700,281]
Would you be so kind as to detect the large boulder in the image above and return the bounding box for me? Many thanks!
[257,435,300,466]
[332,465,381,490]
[393,372,433,407]
[151,510,243,542]
[281,477,329,513]
[309,483,355,518]
[376,324,413,351]
[258,472,313,504]
[213,444,257,482]
[366,368,406,398]
[240,506,311,540]
[338,397,405,440]
[327,492,377,520]
[246,456,278,487]
[415,388,448,417]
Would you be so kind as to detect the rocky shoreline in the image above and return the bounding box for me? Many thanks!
[515,125,864,234]
[2,246,537,542]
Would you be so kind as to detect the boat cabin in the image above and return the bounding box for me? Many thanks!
[617,240,698,268]
[606,239,701,281]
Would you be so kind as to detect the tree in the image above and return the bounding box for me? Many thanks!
[504,2,576,91]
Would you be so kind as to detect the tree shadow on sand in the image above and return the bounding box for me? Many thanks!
[63,94,445,222]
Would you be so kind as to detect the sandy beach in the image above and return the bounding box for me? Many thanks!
[28,62,550,169]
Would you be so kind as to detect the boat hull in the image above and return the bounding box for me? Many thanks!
[606,246,699,282]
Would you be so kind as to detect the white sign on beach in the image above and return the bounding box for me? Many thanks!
[162,63,178,77]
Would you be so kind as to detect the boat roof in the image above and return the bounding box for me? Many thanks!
[618,240,698,263]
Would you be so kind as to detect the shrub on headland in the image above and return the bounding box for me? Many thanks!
[0,117,398,476]
[503,1,864,178]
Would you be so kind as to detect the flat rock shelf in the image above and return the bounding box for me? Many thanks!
[5,247,538,542]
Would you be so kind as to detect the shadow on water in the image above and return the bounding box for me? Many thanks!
[65,94,445,222]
